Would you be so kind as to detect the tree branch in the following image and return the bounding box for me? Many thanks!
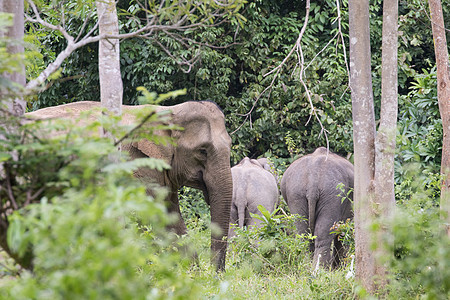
[114,111,156,147]
[24,0,244,93]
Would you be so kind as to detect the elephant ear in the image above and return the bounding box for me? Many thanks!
[132,108,179,164]
[133,136,174,164]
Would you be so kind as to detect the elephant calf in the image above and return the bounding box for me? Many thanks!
[281,147,354,268]
[229,157,279,237]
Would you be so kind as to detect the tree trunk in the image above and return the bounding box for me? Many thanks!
[348,0,377,292]
[96,0,122,115]
[0,0,32,269]
[0,0,26,116]
[428,0,450,237]
[374,0,398,283]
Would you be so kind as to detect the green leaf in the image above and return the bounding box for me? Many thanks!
[0,152,12,162]
[102,158,171,174]
[7,215,29,257]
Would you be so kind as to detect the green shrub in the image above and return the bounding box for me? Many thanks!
[228,206,312,273]
[395,67,442,205]
[179,187,211,231]
[386,197,449,299]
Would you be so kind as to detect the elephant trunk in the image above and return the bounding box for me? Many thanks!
[204,157,233,271]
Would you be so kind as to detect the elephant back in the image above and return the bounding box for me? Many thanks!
[281,147,354,230]
[232,157,277,190]
[282,147,353,194]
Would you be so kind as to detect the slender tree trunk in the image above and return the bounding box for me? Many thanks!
[0,0,26,116]
[96,0,122,115]
[349,0,377,292]
[428,0,450,237]
[374,0,398,283]
[0,0,33,269]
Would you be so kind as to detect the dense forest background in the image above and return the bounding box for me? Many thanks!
[29,0,447,205]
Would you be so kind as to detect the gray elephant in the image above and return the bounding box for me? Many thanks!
[26,100,233,271]
[229,157,278,237]
[256,157,280,186]
[280,147,353,268]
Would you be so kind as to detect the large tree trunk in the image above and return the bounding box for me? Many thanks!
[0,0,26,116]
[374,0,398,283]
[348,0,377,292]
[428,0,450,237]
[96,0,122,115]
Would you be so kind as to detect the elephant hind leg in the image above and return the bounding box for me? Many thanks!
[312,238,333,269]
[312,216,335,268]
[331,236,346,269]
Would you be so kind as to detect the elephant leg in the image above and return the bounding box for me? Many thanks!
[228,202,239,238]
[288,197,313,254]
[332,235,346,268]
[247,200,263,229]
[165,190,200,267]
[312,212,336,268]
[166,190,188,235]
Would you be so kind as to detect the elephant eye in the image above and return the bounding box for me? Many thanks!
[199,148,207,157]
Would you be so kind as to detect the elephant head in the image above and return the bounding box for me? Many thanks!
[26,101,233,271]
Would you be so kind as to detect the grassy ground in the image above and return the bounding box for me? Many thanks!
[180,226,355,300]
[0,226,356,299]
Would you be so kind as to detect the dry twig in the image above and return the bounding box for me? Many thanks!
[232,0,350,150]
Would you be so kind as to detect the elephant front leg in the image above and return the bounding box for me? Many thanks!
[165,191,200,267]
[166,190,188,235]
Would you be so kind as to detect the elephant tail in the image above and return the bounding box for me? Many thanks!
[237,203,246,228]
[307,189,317,235]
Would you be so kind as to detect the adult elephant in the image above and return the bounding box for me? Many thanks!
[229,157,278,237]
[26,101,233,271]
[280,147,353,268]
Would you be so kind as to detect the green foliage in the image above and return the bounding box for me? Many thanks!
[385,196,450,299]
[330,218,355,258]
[179,187,210,231]
[25,0,246,109]
[11,0,449,297]
[395,67,442,205]
[229,206,313,273]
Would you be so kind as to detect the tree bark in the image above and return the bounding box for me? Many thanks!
[374,0,398,283]
[0,0,32,269]
[349,0,377,292]
[0,0,26,116]
[96,0,122,116]
[428,0,450,237]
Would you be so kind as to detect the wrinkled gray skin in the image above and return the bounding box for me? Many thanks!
[229,157,278,237]
[281,147,353,268]
[26,101,233,271]
[256,157,280,186]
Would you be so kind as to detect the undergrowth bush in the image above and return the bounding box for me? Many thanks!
[228,206,313,273]
[385,192,450,299]
[179,187,211,231]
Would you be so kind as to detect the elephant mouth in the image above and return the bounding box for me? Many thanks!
[195,170,210,205]
[184,171,208,194]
